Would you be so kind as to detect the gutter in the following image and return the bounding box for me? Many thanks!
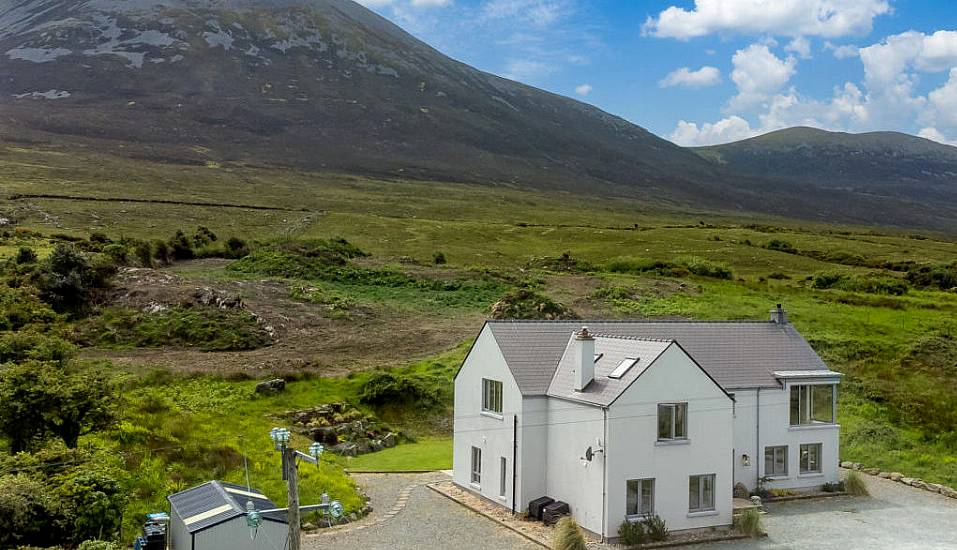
[512,414,518,515]
[755,388,761,488]
[601,406,608,543]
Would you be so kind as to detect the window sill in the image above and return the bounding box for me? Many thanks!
[481,411,504,420]
[625,514,653,523]
[687,510,718,518]
[469,482,481,490]
[788,423,839,431]
[765,475,790,481]
[798,472,824,478]
[655,439,691,446]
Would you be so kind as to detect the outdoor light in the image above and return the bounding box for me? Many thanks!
[246,500,262,541]
[309,442,324,461]
[742,454,751,467]
[269,427,291,450]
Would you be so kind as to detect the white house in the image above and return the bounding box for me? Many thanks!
[452,306,841,539]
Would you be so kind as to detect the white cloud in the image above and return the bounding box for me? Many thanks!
[670,116,757,146]
[355,0,395,6]
[481,0,573,28]
[411,0,452,6]
[926,68,957,129]
[825,42,860,59]
[659,66,721,88]
[917,127,957,147]
[502,58,555,80]
[785,36,811,59]
[643,0,891,40]
[727,44,796,111]
[574,83,593,96]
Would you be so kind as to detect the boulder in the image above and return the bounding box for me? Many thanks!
[940,486,957,499]
[840,461,853,469]
[383,432,396,448]
[255,378,286,394]
[852,463,863,470]
[733,482,750,500]
[863,467,880,475]
[926,483,943,494]
[878,472,892,479]
[331,442,359,457]
[889,472,903,481]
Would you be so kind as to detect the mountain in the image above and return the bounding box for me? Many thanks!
[694,127,957,206]
[1,1,956,231]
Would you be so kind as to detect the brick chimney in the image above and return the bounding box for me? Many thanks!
[574,327,595,391]
[770,304,788,325]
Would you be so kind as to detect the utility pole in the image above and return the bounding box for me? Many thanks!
[284,446,301,550]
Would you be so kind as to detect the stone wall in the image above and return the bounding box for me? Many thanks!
[840,461,957,499]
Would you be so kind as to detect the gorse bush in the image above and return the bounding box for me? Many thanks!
[359,370,448,408]
[617,519,645,547]
[606,257,732,280]
[845,470,870,496]
[812,272,908,295]
[734,508,765,537]
[552,516,586,550]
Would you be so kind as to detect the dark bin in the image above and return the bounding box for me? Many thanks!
[528,496,555,521]
[542,501,570,526]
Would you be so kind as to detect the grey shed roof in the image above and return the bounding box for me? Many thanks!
[547,335,675,406]
[168,481,286,533]
[486,319,829,393]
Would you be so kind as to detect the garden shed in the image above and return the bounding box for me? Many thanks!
[168,481,287,550]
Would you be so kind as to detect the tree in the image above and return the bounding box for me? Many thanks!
[56,468,126,544]
[0,361,114,452]
[0,474,66,548]
[38,243,95,316]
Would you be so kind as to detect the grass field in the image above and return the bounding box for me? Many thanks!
[2,143,957,542]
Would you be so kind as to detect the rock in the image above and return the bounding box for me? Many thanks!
[733,482,750,500]
[863,467,880,475]
[255,378,285,394]
[303,523,316,531]
[840,461,853,469]
[940,486,957,499]
[901,477,916,485]
[878,472,891,479]
[890,472,903,481]
[926,483,943,494]
[349,513,358,522]
[383,432,396,448]
[361,504,373,515]
[852,463,863,470]
[331,442,359,457]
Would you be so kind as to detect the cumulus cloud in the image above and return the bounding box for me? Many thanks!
[481,0,573,27]
[785,36,812,59]
[917,127,957,147]
[670,116,757,146]
[574,83,593,96]
[502,58,555,80]
[659,66,721,88]
[727,44,796,111]
[411,0,452,6]
[643,0,890,40]
[825,42,860,59]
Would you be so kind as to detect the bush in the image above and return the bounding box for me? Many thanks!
[488,289,576,320]
[15,247,37,264]
[359,370,446,408]
[102,244,128,265]
[643,514,669,541]
[168,230,194,260]
[55,467,126,544]
[152,240,171,265]
[78,541,118,550]
[0,474,66,548]
[552,516,586,550]
[618,519,645,547]
[678,257,733,280]
[765,239,797,253]
[733,508,765,537]
[433,251,447,265]
[133,241,153,267]
[225,237,249,258]
[822,481,845,492]
[37,243,98,316]
[845,470,869,496]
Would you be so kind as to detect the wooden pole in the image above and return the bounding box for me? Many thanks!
[284,446,301,550]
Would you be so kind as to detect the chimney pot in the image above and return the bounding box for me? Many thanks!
[770,304,788,324]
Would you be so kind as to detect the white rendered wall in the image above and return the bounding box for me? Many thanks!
[544,397,605,535]
[520,396,549,509]
[453,325,523,509]
[605,345,734,535]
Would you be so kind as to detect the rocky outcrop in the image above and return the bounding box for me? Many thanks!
[255,378,286,394]
[285,402,399,457]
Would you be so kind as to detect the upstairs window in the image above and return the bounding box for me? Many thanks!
[790,385,835,425]
[657,403,688,440]
[482,378,503,414]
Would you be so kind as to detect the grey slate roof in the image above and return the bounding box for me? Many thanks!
[547,335,673,406]
[486,320,829,394]
[168,481,286,533]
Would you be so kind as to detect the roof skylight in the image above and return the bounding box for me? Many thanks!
[608,357,639,379]
[594,353,603,363]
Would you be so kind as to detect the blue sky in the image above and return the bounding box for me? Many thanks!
[356,0,957,146]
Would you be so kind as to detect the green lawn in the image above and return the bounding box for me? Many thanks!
[345,437,452,472]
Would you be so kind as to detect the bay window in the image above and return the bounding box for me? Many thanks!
[790,384,835,425]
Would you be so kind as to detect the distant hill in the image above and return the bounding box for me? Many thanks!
[693,127,957,206]
[2,2,957,231]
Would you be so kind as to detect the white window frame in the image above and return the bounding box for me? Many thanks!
[764,445,788,477]
[482,378,503,415]
[471,446,482,486]
[800,443,822,474]
[657,402,688,440]
[499,456,507,498]
[790,384,836,426]
[626,478,655,518]
[689,474,715,513]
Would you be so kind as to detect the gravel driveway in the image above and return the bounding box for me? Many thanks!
[303,472,541,550]
[700,473,957,549]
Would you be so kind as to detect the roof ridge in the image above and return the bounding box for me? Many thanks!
[487,319,773,324]
[591,333,675,342]
[212,480,241,511]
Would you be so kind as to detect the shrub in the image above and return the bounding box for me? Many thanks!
[152,240,171,265]
[37,243,97,316]
[225,236,249,258]
[734,508,765,537]
[765,239,797,253]
[0,474,66,547]
[15,247,37,264]
[78,541,118,550]
[433,251,447,265]
[102,244,128,265]
[822,481,845,492]
[678,257,733,280]
[643,514,669,541]
[359,370,446,408]
[133,241,153,267]
[618,519,645,547]
[845,470,869,496]
[168,230,194,260]
[488,289,576,320]
[552,516,586,550]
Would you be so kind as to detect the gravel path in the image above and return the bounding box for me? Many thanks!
[698,473,957,549]
[303,472,541,550]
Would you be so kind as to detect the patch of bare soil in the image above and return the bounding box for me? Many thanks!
[80,262,482,377]
[542,274,609,319]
